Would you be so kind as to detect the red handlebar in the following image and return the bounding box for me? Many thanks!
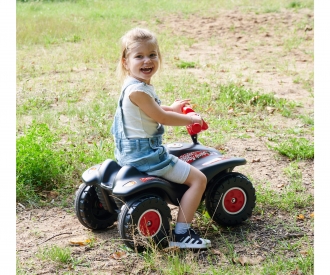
[182,106,208,135]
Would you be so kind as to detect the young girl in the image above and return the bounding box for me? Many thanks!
[111,27,211,249]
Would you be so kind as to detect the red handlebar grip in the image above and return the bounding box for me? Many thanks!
[182,106,208,135]
[182,106,194,114]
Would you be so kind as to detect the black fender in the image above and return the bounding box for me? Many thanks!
[82,159,121,188]
[81,163,103,185]
[193,155,247,181]
[167,143,246,181]
[112,165,188,206]
[81,159,122,213]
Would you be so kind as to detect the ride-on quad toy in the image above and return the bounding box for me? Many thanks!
[74,107,256,251]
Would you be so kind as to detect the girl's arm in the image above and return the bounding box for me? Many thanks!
[161,99,191,113]
[129,91,201,126]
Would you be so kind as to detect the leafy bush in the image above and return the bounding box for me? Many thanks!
[16,122,68,202]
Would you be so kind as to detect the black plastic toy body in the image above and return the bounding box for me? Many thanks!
[74,107,256,250]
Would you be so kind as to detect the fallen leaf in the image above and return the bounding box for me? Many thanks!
[304,25,313,32]
[211,249,222,255]
[228,108,234,114]
[252,158,261,163]
[69,239,92,246]
[277,184,284,188]
[266,106,276,114]
[300,250,308,256]
[49,191,59,199]
[297,214,305,220]
[110,251,128,260]
[310,212,314,218]
[291,268,303,275]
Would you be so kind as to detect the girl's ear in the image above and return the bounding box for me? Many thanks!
[122,58,129,70]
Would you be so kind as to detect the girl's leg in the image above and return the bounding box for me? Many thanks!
[170,166,210,248]
[177,165,207,223]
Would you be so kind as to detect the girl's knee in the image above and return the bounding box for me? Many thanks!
[192,173,207,190]
[200,174,207,189]
[185,168,207,189]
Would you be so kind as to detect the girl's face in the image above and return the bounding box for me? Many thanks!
[123,41,160,84]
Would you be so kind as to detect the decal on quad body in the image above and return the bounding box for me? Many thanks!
[140,177,158,182]
[179,151,212,164]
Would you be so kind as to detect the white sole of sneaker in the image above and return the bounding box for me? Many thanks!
[168,241,211,249]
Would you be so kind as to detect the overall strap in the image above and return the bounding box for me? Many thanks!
[118,78,141,107]
[114,78,142,139]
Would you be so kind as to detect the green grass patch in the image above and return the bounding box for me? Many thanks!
[176,61,197,69]
[261,247,313,274]
[35,244,86,269]
[256,183,313,213]
[37,245,72,264]
[269,137,314,160]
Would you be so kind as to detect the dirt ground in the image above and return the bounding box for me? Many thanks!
[16,9,314,274]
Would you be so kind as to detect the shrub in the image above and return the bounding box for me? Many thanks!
[16,122,67,202]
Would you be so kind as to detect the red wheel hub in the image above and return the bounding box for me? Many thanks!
[222,187,247,214]
[138,210,162,237]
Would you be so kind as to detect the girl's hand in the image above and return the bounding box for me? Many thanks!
[186,112,203,126]
[170,99,191,113]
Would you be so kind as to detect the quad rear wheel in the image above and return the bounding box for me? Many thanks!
[74,183,117,230]
[117,194,172,251]
[205,172,256,226]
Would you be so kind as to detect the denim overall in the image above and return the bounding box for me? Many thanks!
[110,77,177,176]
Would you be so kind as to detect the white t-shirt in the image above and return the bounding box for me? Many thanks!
[122,77,162,138]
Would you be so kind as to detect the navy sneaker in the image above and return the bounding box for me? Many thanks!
[169,229,211,249]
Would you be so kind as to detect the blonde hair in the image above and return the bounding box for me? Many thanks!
[116,28,162,81]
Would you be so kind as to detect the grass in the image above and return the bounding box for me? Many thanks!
[16,0,314,274]
[37,245,72,264]
[36,244,85,270]
[176,61,198,69]
[270,137,314,160]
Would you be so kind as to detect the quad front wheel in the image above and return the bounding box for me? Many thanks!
[117,194,172,251]
[205,172,256,226]
[75,183,117,230]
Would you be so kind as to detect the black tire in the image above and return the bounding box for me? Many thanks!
[74,183,117,230]
[205,172,256,226]
[117,194,172,251]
